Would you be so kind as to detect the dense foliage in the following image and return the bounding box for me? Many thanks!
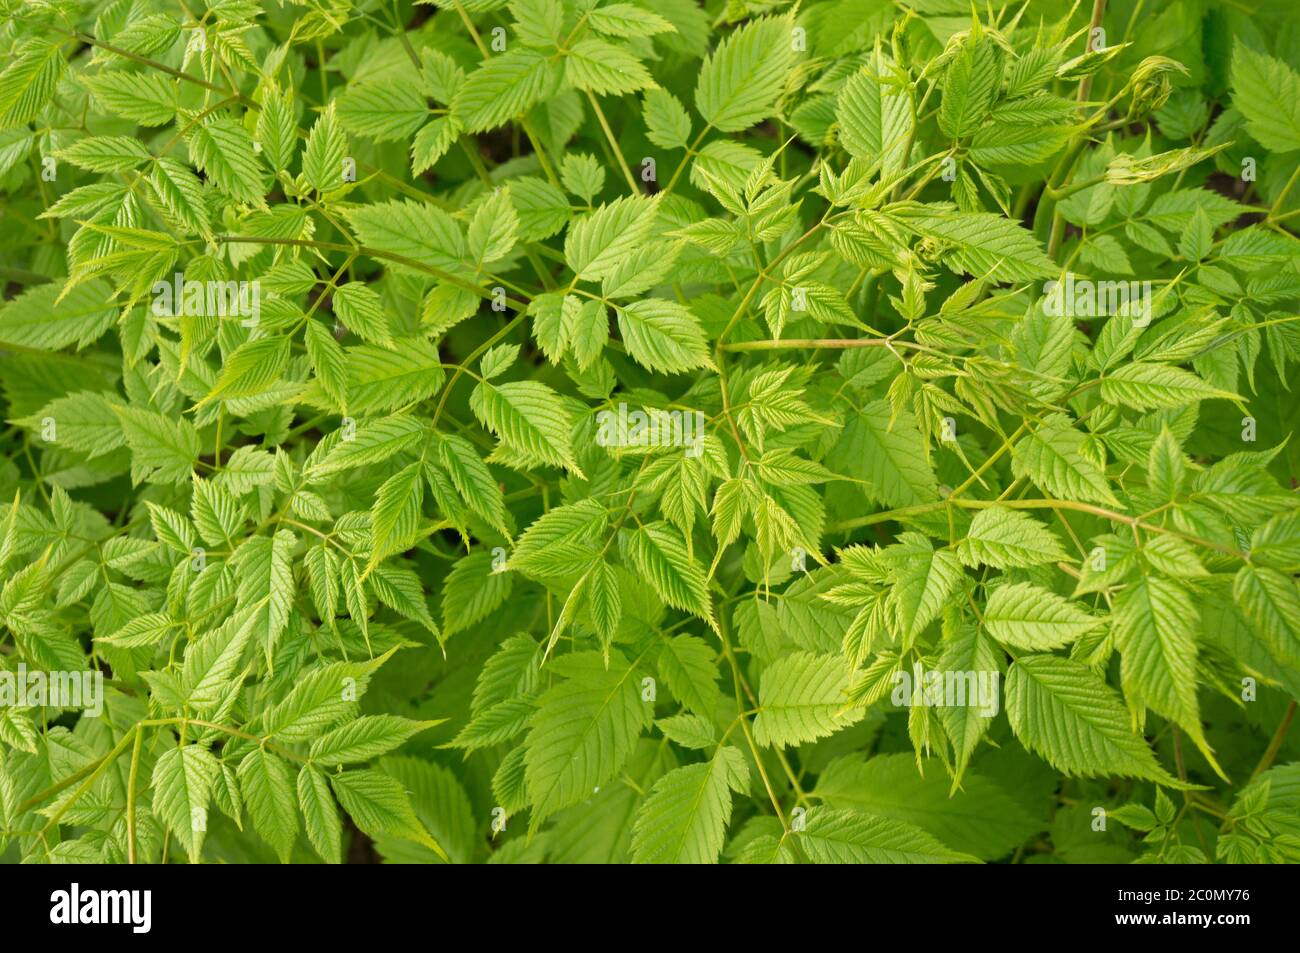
[0,0,1299,865]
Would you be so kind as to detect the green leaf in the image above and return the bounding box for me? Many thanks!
[826,400,939,507]
[1113,574,1208,752]
[753,652,860,748]
[260,652,392,743]
[238,747,298,863]
[151,745,219,864]
[256,89,297,172]
[655,713,716,749]
[312,415,425,478]
[114,405,201,484]
[565,39,654,96]
[441,550,513,637]
[411,116,459,175]
[1005,654,1180,785]
[304,320,349,410]
[509,499,608,577]
[341,340,447,414]
[345,200,466,275]
[0,280,116,350]
[957,507,1069,568]
[624,522,716,631]
[19,391,123,458]
[657,634,722,715]
[337,82,430,142]
[631,748,746,863]
[82,71,177,126]
[584,558,621,646]
[435,433,506,532]
[616,299,714,374]
[982,582,1102,650]
[330,769,446,859]
[510,175,570,240]
[888,533,963,642]
[643,88,691,149]
[186,118,265,205]
[180,607,258,711]
[0,41,64,130]
[297,764,342,864]
[815,753,1039,860]
[467,187,519,266]
[1099,363,1238,410]
[451,48,556,133]
[303,102,347,194]
[1011,415,1120,506]
[1230,40,1300,153]
[896,208,1055,281]
[151,157,210,234]
[938,34,1002,138]
[332,282,392,347]
[523,651,651,828]
[470,380,581,475]
[57,135,152,172]
[1233,565,1300,669]
[199,335,291,408]
[565,194,659,282]
[969,123,1070,166]
[233,529,296,668]
[797,807,978,863]
[309,715,433,765]
[589,4,676,38]
[560,152,605,202]
[369,462,425,570]
[836,49,912,175]
[695,14,797,133]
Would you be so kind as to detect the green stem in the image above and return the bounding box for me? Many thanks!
[585,91,639,193]
[1250,700,1296,781]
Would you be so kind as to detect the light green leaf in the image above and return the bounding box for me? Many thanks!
[695,14,797,133]
[617,298,714,374]
[470,380,581,475]
[837,49,912,175]
[983,582,1102,650]
[309,715,433,765]
[797,807,978,863]
[1230,40,1300,153]
[1011,415,1120,506]
[186,118,265,205]
[1113,574,1207,751]
[1005,654,1181,785]
[958,507,1069,568]
[337,82,429,142]
[565,39,654,96]
[238,747,298,863]
[297,764,342,864]
[1099,363,1238,410]
[753,651,860,748]
[624,522,716,630]
[565,194,659,282]
[631,748,745,863]
[523,651,651,828]
[151,745,219,864]
[451,47,556,133]
[330,769,446,859]
[643,88,691,149]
